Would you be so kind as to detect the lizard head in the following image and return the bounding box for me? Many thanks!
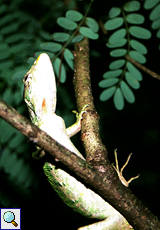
[23,53,57,125]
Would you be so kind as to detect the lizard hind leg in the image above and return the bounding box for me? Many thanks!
[32,148,45,159]
[113,149,140,187]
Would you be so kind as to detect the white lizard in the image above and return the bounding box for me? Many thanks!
[23,53,134,230]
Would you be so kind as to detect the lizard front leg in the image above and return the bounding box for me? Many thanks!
[66,104,89,138]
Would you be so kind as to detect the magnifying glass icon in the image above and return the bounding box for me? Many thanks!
[3,211,18,227]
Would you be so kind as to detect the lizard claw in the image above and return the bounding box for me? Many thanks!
[113,149,140,187]
[72,104,89,119]
[78,104,89,119]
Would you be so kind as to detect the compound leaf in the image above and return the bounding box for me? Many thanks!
[110,49,127,57]
[64,48,74,69]
[72,35,84,43]
[107,38,127,48]
[40,42,62,52]
[66,10,83,21]
[127,13,145,24]
[99,78,119,88]
[9,132,25,148]
[109,59,125,69]
[109,7,121,18]
[125,72,140,89]
[114,88,124,110]
[129,50,146,63]
[151,18,160,29]
[144,0,159,9]
[124,1,140,12]
[100,86,116,101]
[108,28,126,44]
[121,81,135,103]
[127,62,143,81]
[130,40,147,54]
[104,17,124,30]
[103,69,122,78]
[0,22,18,34]
[129,26,152,39]
[0,121,15,143]
[57,17,77,30]
[86,17,99,32]
[52,32,70,42]
[150,4,160,21]
[53,58,66,83]
[5,33,23,43]
[79,27,99,39]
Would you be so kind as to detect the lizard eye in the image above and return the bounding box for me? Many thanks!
[23,74,28,82]
[23,73,31,84]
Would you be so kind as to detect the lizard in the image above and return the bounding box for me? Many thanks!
[23,53,136,229]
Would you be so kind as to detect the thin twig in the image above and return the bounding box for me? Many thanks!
[125,54,160,80]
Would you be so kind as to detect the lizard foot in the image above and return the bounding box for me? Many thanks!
[72,104,89,120]
[113,149,140,187]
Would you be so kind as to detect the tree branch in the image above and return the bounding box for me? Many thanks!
[0,97,159,229]
[125,54,160,80]
[73,37,108,165]
[1,42,160,229]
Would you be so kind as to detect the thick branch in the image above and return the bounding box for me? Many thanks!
[72,37,160,229]
[0,99,160,229]
[73,37,108,165]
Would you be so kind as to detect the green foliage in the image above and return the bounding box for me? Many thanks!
[99,0,154,110]
[85,17,99,32]
[130,40,147,54]
[110,49,127,57]
[66,10,83,21]
[99,78,119,88]
[40,42,62,52]
[64,48,74,70]
[127,61,143,81]
[129,26,151,39]
[114,88,124,110]
[123,1,140,12]
[53,58,66,83]
[144,0,160,48]
[126,13,145,24]
[79,26,99,39]
[38,8,99,83]
[72,34,84,43]
[109,7,121,18]
[0,119,37,207]
[121,80,135,103]
[125,72,140,89]
[104,17,124,30]
[52,32,70,42]
[57,17,78,30]
[108,29,126,44]
[0,0,59,208]
[144,0,159,9]
[100,86,116,101]
[109,59,125,69]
